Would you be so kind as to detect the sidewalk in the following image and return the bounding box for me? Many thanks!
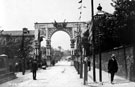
[87,68,135,87]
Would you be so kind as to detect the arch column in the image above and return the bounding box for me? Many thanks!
[46,39,51,56]
[46,26,52,65]
[34,25,40,60]
[70,27,76,56]
[70,38,75,57]
[46,39,51,66]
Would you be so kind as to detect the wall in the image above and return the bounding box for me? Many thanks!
[90,46,135,81]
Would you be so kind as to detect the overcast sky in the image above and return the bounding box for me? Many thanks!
[0,0,115,50]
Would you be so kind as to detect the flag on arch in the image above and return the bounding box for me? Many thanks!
[79,16,81,20]
[83,6,86,8]
[78,5,82,9]
[78,0,82,3]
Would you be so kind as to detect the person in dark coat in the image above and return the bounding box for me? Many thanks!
[32,59,38,80]
[108,54,118,84]
[52,60,55,66]
[88,59,91,71]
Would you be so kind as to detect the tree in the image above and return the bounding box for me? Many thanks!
[111,0,135,45]
[93,12,120,52]
[0,34,34,59]
[93,0,135,52]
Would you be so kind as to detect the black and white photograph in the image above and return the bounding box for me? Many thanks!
[0,0,135,87]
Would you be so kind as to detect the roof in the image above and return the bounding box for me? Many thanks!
[2,30,35,36]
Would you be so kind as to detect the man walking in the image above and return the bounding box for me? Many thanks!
[108,54,118,84]
[88,58,91,71]
[32,59,38,80]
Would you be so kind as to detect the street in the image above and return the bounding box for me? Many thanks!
[0,61,87,87]
[1,60,135,87]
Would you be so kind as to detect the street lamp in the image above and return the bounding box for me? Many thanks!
[82,31,92,84]
[95,4,105,82]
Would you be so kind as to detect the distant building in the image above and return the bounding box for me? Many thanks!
[0,30,35,57]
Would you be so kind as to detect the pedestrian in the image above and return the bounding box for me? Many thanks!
[108,54,118,84]
[88,59,91,71]
[32,59,38,80]
[15,62,19,72]
[52,60,55,66]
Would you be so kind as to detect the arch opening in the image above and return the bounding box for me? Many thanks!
[51,31,71,50]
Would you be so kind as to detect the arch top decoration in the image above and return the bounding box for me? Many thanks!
[35,22,87,40]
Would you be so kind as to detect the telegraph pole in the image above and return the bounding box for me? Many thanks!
[91,0,96,82]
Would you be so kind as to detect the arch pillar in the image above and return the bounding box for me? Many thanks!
[46,39,51,66]
[70,38,75,59]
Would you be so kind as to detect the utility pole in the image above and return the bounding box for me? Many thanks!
[91,0,96,82]
[99,35,102,82]
[79,23,83,78]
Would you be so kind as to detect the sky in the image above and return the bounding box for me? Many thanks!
[49,31,70,50]
[0,0,115,50]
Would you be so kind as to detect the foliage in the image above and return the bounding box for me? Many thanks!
[51,47,63,61]
[93,14,118,52]
[111,0,135,44]
[22,36,34,58]
[92,0,135,52]
[0,35,34,59]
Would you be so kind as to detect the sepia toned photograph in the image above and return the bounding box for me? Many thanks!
[0,0,135,87]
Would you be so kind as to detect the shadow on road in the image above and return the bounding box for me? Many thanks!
[114,78,130,84]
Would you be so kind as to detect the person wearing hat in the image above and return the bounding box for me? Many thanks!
[108,54,118,84]
[32,59,38,80]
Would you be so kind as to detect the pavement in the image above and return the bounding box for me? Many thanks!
[0,60,135,87]
[87,68,135,87]
[0,61,87,87]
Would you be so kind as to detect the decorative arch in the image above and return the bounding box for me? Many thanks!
[34,22,87,63]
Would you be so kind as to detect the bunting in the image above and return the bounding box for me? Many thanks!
[83,6,86,8]
[78,5,82,9]
[88,21,93,41]
[79,16,81,20]
[78,0,86,21]
[78,0,82,3]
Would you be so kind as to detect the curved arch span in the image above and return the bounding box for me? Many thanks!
[49,29,73,40]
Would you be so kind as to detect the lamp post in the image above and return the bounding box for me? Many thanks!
[91,0,96,82]
[80,44,83,78]
[77,23,83,78]
[95,4,105,82]
[76,23,82,75]
[82,35,89,85]
[21,28,29,75]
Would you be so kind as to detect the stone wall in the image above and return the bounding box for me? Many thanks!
[0,54,16,84]
[90,46,135,81]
